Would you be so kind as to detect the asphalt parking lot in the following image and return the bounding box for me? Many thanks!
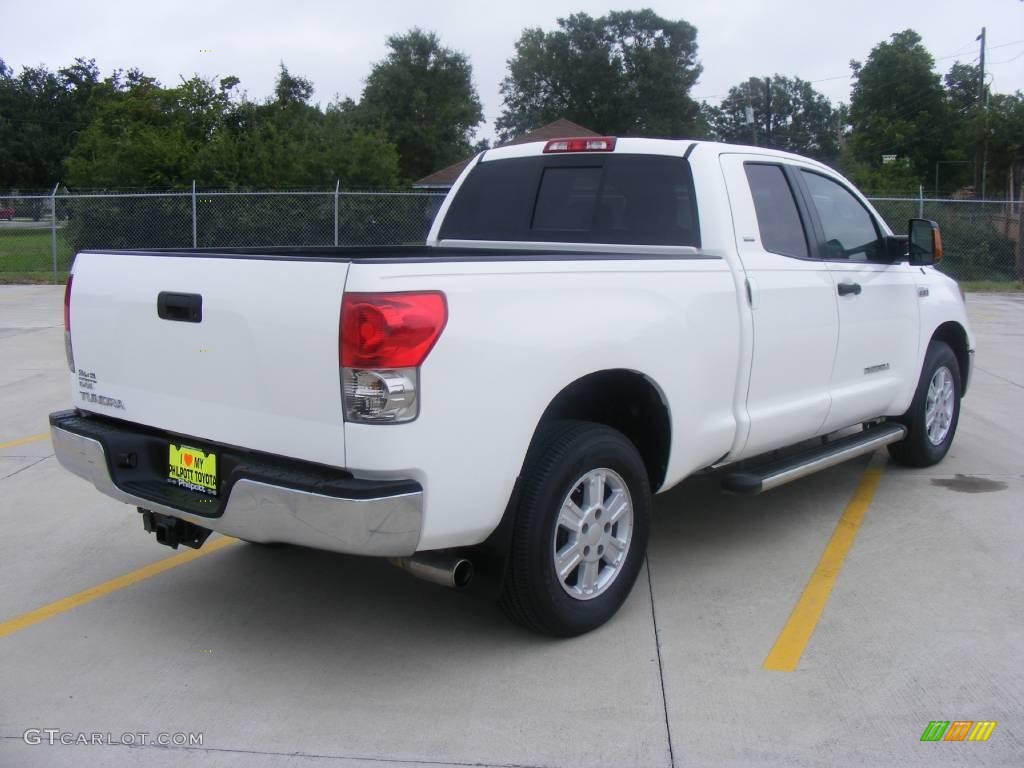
[1,285,1021,767]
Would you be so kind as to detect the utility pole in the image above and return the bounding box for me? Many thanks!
[977,27,986,104]
[765,77,772,147]
[745,106,758,146]
[743,77,758,146]
[975,27,986,198]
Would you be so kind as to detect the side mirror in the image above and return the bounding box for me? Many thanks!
[908,219,943,266]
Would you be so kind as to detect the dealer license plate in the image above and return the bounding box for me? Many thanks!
[168,444,218,496]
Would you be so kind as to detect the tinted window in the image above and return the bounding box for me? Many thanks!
[744,164,808,258]
[801,171,881,261]
[439,154,700,247]
[594,156,699,245]
[533,167,601,231]
[437,157,540,240]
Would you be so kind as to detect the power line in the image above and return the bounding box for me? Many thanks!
[936,36,991,61]
[987,50,1024,66]
[987,39,1024,52]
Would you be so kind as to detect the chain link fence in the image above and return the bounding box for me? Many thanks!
[869,197,1022,283]
[0,189,446,281]
[1,189,1021,283]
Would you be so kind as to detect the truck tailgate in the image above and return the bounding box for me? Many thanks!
[68,252,349,466]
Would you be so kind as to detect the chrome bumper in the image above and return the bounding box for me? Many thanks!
[50,425,422,556]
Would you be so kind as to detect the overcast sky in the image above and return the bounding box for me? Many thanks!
[2,0,1022,141]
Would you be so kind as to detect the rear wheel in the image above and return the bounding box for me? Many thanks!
[887,340,961,467]
[499,421,651,637]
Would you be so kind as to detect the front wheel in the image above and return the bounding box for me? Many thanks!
[887,340,961,467]
[499,421,651,637]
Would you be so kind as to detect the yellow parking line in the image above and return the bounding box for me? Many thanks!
[763,455,885,672]
[0,432,49,450]
[0,536,238,639]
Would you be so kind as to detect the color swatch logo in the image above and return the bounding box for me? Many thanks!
[920,721,997,742]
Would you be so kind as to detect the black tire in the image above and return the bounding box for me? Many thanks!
[499,420,651,637]
[887,340,961,467]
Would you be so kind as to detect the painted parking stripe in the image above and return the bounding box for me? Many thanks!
[0,432,49,450]
[0,536,238,639]
[763,454,885,672]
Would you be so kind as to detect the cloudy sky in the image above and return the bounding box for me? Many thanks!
[3,0,1022,141]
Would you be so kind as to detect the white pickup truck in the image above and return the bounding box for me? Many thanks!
[51,137,973,636]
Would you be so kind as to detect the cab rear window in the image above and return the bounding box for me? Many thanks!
[439,154,700,247]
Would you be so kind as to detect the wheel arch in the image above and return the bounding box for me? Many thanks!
[529,369,672,492]
[459,369,671,600]
[930,321,971,395]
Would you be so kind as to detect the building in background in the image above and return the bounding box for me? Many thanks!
[413,118,599,190]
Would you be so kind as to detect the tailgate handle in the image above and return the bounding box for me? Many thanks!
[157,292,203,323]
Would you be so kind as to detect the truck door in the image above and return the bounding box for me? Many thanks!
[794,169,920,430]
[720,155,838,458]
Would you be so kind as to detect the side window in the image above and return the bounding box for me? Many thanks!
[744,163,808,259]
[800,171,881,261]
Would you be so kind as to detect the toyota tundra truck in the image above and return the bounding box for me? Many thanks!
[50,137,974,636]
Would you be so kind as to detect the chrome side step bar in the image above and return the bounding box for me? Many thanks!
[720,422,907,495]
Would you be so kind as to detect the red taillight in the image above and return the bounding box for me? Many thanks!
[543,137,616,153]
[340,292,447,368]
[64,275,73,332]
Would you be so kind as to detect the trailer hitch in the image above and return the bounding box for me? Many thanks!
[139,508,212,550]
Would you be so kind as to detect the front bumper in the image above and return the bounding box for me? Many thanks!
[49,410,422,556]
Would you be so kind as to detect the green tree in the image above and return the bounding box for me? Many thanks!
[64,63,400,190]
[985,91,1024,199]
[935,61,982,194]
[218,64,327,187]
[217,65,399,188]
[358,29,483,182]
[273,64,314,106]
[64,74,196,188]
[497,9,702,140]
[945,62,980,115]
[848,30,948,183]
[708,75,838,159]
[0,57,100,190]
[321,106,401,188]
[838,154,923,195]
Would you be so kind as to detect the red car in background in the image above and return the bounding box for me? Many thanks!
[0,207,15,221]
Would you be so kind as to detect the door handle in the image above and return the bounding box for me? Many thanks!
[837,282,862,296]
[157,292,203,322]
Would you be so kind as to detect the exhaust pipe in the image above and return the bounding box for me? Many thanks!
[390,552,474,589]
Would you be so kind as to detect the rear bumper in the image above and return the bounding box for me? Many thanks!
[49,410,422,556]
